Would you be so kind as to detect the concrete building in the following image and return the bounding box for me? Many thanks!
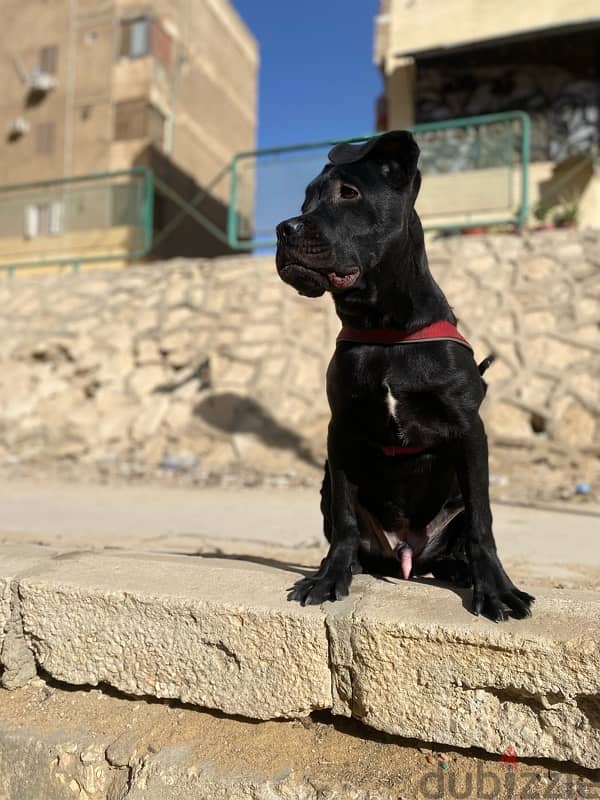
[0,0,258,269]
[375,1,600,228]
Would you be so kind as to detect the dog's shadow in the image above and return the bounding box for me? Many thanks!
[350,572,474,615]
[406,575,474,614]
[178,550,317,578]
[180,550,475,614]
[192,392,323,469]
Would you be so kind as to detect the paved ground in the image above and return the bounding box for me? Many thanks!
[0,481,323,548]
[3,679,598,800]
[0,480,598,589]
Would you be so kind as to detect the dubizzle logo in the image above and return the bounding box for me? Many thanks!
[500,745,518,767]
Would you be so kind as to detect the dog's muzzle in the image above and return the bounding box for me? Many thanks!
[276,216,361,294]
[276,218,304,242]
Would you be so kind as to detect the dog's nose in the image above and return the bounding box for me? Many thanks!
[276,218,304,241]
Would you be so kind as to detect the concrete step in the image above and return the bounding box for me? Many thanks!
[1,545,599,768]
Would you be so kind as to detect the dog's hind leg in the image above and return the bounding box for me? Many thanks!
[429,556,472,588]
[355,548,399,577]
[419,511,473,587]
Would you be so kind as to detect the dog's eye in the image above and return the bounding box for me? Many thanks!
[339,184,360,201]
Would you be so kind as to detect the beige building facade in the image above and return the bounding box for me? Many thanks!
[375,1,600,229]
[0,0,258,268]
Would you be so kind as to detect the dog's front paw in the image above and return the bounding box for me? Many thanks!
[288,563,352,605]
[470,546,535,621]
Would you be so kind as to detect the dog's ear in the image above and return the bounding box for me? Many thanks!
[328,131,420,188]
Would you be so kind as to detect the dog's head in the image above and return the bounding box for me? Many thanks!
[275,130,421,298]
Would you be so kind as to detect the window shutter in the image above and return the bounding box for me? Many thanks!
[119,20,131,57]
[24,205,39,238]
[50,202,63,235]
[150,21,172,68]
[36,123,55,155]
[40,45,58,74]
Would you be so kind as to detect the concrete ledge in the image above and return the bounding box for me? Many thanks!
[0,545,60,689]
[1,545,57,649]
[328,579,600,769]
[2,546,600,768]
[18,552,331,719]
[0,576,9,654]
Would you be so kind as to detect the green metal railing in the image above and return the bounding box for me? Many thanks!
[0,112,531,274]
[0,168,153,274]
[227,111,531,249]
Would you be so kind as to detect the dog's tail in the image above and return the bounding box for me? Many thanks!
[478,353,496,376]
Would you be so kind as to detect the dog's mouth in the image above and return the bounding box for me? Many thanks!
[278,263,327,293]
[326,268,360,289]
[280,262,360,292]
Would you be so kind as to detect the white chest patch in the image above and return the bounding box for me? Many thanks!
[383,380,398,420]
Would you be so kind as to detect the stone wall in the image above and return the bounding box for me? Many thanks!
[434,230,600,503]
[0,229,598,502]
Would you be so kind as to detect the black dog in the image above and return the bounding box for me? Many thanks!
[275,130,534,622]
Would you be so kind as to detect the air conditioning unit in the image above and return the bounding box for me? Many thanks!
[9,117,30,136]
[29,68,57,93]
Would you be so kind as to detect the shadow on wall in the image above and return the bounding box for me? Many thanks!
[193,392,323,469]
[134,144,236,260]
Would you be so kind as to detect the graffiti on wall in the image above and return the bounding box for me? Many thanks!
[416,65,600,162]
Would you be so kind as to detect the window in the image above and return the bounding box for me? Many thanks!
[36,122,55,155]
[119,17,173,67]
[114,99,165,148]
[130,18,149,57]
[114,99,147,140]
[24,202,63,238]
[40,45,58,74]
[120,17,149,59]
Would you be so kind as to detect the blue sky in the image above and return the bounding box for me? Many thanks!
[234,1,382,150]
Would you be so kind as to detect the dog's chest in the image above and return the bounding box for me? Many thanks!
[332,352,403,415]
[345,377,412,439]
[383,380,399,420]
[378,380,413,441]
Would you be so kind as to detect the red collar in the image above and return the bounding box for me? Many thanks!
[337,320,472,351]
[381,446,424,457]
[337,321,472,457]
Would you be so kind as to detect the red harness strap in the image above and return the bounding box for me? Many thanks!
[336,321,473,457]
[337,320,472,350]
